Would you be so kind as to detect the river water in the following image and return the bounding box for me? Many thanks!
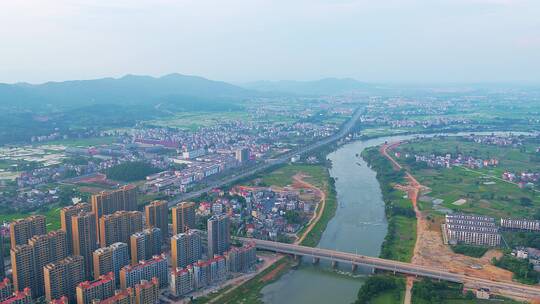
[261,131,527,304]
[261,136,404,304]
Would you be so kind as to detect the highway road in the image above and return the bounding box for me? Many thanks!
[237,237,540,300]
[167,107,363,207]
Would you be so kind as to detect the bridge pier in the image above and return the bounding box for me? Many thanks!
[312,257,320,265]
[351,264,357,273]
[331,261,338,269]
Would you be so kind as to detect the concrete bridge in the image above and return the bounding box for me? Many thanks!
[237,237,540,300]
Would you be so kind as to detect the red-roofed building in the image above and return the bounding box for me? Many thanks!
[0,288,32,304]
[76,273,115,304]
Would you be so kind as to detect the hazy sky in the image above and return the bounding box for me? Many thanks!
[1,0,539,83]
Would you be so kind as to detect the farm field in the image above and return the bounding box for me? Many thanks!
[43,136,117,147]
[396,136,540,219]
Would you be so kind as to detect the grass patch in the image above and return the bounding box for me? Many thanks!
[492,255,540,285]
[354,275,405,304]
[412,278,520,304]
[380,215,416,262]
[0,206,62,231]
[450,245,489,258]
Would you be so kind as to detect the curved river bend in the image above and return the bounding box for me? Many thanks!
[262,136,400,304]
[261,132,522,304]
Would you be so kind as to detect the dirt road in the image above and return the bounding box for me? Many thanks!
[292,173,326,245]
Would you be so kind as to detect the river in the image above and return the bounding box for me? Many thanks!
[261,136,403,304]
[261,131,525,304]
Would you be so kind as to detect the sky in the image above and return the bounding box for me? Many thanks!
[1,0,539,84]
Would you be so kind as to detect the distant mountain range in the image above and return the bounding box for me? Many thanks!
[0,74,380,110]
[0,73,253,109]
[240,78,373,95]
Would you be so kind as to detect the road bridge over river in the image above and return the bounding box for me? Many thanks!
[237,237,540,301]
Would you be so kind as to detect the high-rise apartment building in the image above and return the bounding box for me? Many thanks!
[11,230,70,298]
[144,200,168,238]
[10,245,34,294]
[44,255,85,302]
[93,242,130,283]
[134,278,159,304]
[224,243,257,273]
[170,267,194,297]
[192,257,227,290]
[76,272,116,304]
[207,215,230,258]
[171,202,195,235]
[9,215,46,249]
[119,255,168,290]
[91,185,138,236]
[99,211,143,248]
[61,203,91,253]
[171,231,202,269]
[235,147,249,163]
[129,228,162,265]
[72,211,98,278]
[27,230,69,297]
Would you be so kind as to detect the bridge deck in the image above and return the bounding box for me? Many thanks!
[236,237,540,299]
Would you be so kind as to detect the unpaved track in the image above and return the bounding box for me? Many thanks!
[292,173,326,245]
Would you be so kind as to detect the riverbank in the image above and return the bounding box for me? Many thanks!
[361,147,417,263]
[352,146,417,303]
